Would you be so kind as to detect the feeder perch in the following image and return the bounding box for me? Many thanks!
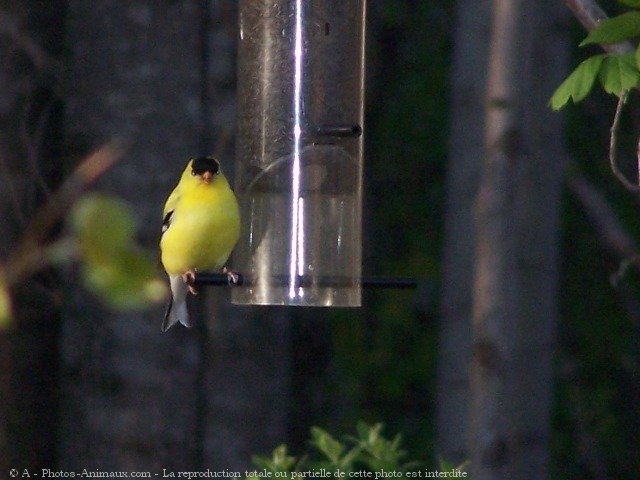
[232,0,367,306]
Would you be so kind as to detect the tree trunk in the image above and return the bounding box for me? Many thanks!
[469,1,567,479]
[436,0,492,464]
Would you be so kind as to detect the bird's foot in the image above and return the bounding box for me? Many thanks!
[222,266,240,285]
[182,269,199,295]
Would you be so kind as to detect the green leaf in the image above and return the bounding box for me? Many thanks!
[550,55,606,110]
[438,458,455,471]
[82,250,166,310]
[71,193,167,309]
[635,43,640,70]
[340,445,363,470]
[249,455,273,473]
[580,11,640,46]
[0,277,12,329]
[598,53,640,95]
[619,0,640,8]
[352,423,407,471]
[251,445,296,474]
[356,421,383,444]
[311,427,345,464]
[71,194,136,262]
[356,421,371,441]
[271,445,296,471]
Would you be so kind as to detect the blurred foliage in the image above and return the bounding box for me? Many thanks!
[247,423,430,478]
[0,190,167,330]
[69,193,167,309]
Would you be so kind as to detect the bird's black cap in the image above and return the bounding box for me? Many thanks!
[191,156,220,175]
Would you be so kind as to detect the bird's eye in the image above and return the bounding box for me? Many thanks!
[191,169,197,176]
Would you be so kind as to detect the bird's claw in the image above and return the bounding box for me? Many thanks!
[182,270,199,295]
[223,267,240,285]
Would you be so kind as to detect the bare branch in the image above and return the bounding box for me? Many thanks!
[567,171,640,284]
[568,171,638,258]
[28,142,126,244]
[2,239,79,288]
[0,11,58,72]
[3,142,125,285]
[565,0,633,54]
[20,95,54,196]
[610,254,640,286]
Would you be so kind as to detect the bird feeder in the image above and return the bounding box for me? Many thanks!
[232,0,366,306]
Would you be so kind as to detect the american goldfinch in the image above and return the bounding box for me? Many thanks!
[160,156,241,332]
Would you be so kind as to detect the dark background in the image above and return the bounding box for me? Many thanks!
[0,1,638,479]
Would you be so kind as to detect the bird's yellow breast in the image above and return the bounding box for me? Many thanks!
[160,179,240,275]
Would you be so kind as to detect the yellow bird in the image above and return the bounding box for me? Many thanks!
[160,156,240,332]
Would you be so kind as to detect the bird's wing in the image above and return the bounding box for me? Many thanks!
[162,183,182,236]
[163,183,181,218]
[161,209,174,235]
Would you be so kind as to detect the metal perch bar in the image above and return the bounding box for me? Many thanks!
[195,273,417,289]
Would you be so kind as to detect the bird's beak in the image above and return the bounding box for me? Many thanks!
[202,171,213,184]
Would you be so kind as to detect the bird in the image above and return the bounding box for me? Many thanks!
[160,156,241,332]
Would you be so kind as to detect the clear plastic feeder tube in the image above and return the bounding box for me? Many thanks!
[233,0,366,306]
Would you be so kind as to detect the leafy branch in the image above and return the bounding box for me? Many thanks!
[0,144,167,328]
[552,0,640,192]
[555,0,640,282]
[248,423,419,478]
[247,423,469,479]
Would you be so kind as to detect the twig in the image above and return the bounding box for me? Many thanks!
[566,0,640,193]
[3,143,125,285]
[20,95,54,197]
[608,93,640,193]
[567,171,640,284]
[2,239,79,287]
[610,254,640,286]
[26,142,125,244]
[568,171,637,253]
[0,11,58,72]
